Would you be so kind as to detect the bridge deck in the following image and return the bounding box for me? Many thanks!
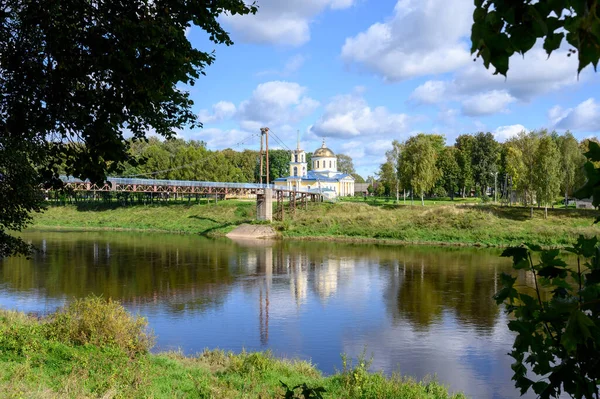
[59,176,319,197]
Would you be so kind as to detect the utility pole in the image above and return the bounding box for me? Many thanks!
[259,127,270,185]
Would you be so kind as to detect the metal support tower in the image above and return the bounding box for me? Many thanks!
[259,127,270,185]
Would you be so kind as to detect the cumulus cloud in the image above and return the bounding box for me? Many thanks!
[455,47,580,101]
[461,90,516,116]
[310,93,410,138]
[409,81,447,104]
[198,101,237,124]
[341,0,473,81]
[552,98,600,132]
[238,81,320,127]
[408,45,581,117]
[222,0,354,46]
[493,124,528,142]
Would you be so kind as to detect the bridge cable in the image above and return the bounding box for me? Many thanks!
[268,129,294,152]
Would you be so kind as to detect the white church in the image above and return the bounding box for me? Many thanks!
[274,139,355,199]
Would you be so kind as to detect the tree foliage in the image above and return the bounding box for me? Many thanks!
[497,237,600,399]
[400,134,440,206]
[0,0,256,256]
[379,140,403,201]
[496,145,600,398]
[336,154,356,175]
[471,132,500,197]
[534,133,562,210]
[472,0,600,76]
[436,147,460,200]
[558,132,587,203]
[455,135,475,198]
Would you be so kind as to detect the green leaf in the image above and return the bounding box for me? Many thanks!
[538,266,567,279]
[561,310,595,353]
[585,269,600,285]
[509,25,537,54]
[584,140,600,162]
[494,273,518,304]
[525,243,543,252]
[491,52,510,76]
[502,246,529,265]
[543,32,564,56]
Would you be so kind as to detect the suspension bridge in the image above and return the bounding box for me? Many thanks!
[58,176,322,222]
[55,128,323,221]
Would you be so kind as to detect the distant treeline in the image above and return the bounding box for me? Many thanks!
[117,137,365,183]
[376,130,597,206]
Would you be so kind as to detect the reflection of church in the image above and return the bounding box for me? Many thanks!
[274,139,355,200]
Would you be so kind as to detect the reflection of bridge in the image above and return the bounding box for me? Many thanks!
[59,176,322,221]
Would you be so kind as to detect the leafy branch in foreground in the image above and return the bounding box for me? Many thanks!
[496,238,600,398]
[472,0,600,76]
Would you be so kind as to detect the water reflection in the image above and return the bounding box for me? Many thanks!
[2,231,537,398]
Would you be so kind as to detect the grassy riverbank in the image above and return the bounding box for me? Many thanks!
[30,200,600,247]
[0,298,464,398]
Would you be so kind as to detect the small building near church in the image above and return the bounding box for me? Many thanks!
[274,140,355,200]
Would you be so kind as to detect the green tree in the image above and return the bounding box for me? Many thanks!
[377,161,395,198]
[472,0,600,75]
[336,154,355,174]
[400,134,440,206]
[504,143,526,204]
[496,143,600,399]
[0,0,257,256]
[379,140,403,202]
[534,134,562,217]
[436,147,460,200]
[455,134,475,198]
[558,132,587,206]
[471,132,500,198]
[254,150,290,182]
[351,173,365,183]
[374,182,385,197]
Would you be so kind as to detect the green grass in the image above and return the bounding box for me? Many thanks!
[30,200,600,248]
[0,303,466,399]
[32,200,257,236]
[278,202,600,247]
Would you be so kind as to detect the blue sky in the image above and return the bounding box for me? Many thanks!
[181,0,600,178]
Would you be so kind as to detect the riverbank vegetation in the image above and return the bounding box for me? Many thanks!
[0,297,464,399]
[30,200,599,248]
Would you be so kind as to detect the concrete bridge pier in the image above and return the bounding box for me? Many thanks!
[256,189,273,221]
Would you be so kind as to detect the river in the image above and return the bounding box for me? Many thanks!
[0,230,535,399]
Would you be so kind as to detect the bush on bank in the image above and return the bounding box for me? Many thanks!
[0,297,466,398]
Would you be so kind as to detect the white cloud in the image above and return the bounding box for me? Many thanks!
[455,46,580,101]
[198,101,237,124]
[222,0,354,46]
[461,90,516,116]
[553,98,600,132]
[410,81,447,104]
[341,0,473,81]
[310,93,410,138]
[238,81,320,127]
[493,124,528,142]
[408,45,581,117]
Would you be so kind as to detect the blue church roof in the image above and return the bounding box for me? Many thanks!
[274,170,354,182]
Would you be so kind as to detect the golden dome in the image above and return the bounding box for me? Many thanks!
[313,139,335,157]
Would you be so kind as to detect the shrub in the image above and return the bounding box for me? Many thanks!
[45,296,153,357]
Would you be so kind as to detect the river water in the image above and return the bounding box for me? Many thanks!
[1,230,536,398]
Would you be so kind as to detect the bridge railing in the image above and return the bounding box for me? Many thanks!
[59,176,317,195]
